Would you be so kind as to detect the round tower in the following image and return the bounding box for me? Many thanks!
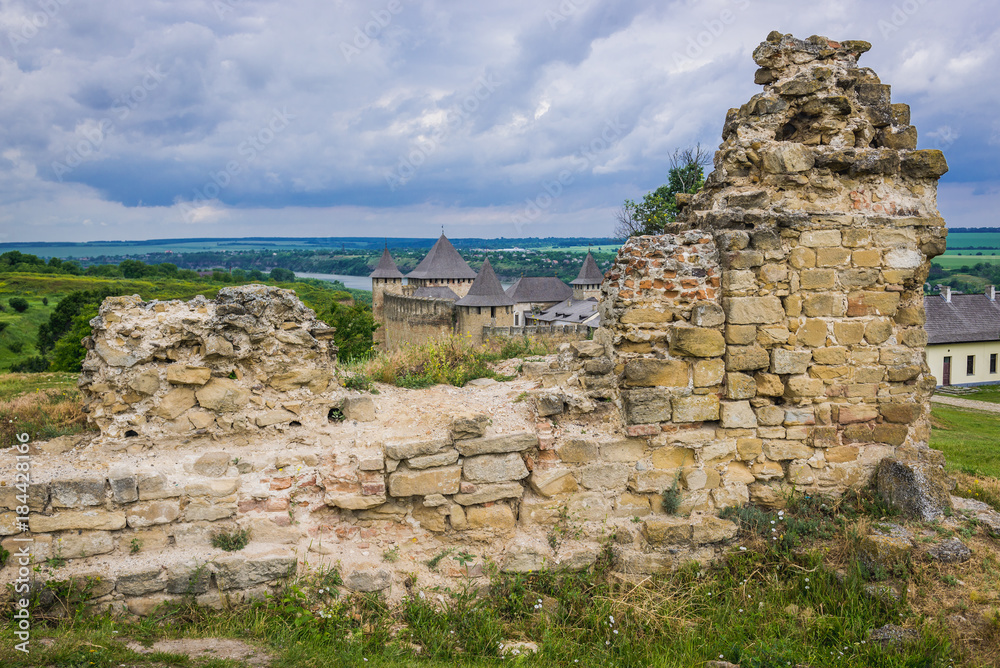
[369,245,404,347]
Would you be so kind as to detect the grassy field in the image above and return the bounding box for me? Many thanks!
[0,295,55,369]
[944,232,1000,249]
[932,254,1000,269]
[930,404,1000,476]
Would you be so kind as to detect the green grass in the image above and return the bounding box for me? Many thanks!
[937,385,1000,405]
[932,255,1000,269]
[930,404,1000,477]
[0,372,78,400]
[0,296,55,369]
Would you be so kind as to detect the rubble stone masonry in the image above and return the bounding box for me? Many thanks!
[0,34,950,612]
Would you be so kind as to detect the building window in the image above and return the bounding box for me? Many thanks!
[967,355,975,375]
[992,353,997,374]
[514,312,520,326]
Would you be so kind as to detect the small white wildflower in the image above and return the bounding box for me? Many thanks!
[740,546,746,551]
[613,629,618,634]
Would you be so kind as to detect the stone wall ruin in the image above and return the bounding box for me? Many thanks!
[0,33,953,612]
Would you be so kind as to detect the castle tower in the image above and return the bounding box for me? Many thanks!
[454,257,515,345]
[369,245,404,347]
[571,250,604,301]
[405,234,478,298]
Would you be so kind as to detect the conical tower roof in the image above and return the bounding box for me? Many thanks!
[405,234,477,280]
[571,251,604,285]
[369,246,404,279]
[455,257,515,307]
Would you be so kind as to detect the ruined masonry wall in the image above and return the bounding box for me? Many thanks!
[382,292,454,350]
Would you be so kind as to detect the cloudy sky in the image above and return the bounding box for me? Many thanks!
[0,0,997,243]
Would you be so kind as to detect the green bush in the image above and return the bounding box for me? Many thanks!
[211,527,252,551]
[8,297,29,313]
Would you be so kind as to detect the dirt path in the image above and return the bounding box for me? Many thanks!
[931,394,1000,414]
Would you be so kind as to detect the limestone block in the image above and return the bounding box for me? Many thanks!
[726,324,757,344]
[455,481,525,505]
[536,393,565,417]
[127,501,181,528]
[450,413,490,440]
[325,492,386,510]
[268,369,333,393]
[651,445,695,470]
[672,395,720,423]
[571,340,605,358]
[556,439,598,463]
[128,370,160,395]
[455,432,538,456]
[800,269,836,289]
[384,438,450,460]
[643,517,691,543]
[50,477,106,508]
[736,438,763,461]
[126,594,178,616]
[798,319,828,347]
[580,463,630,490]
[256,409,297,427]
[711,482,750,509]
[151,388,197,419]
[771,349,812,375]
[720,401,758,429]
[342,396,376,422]
[754,373,784,396]
[467,503,517,530]
[881,403,921,424]
[847,291,901,317]
[631,470,680,493]
[682,468,708,491]
[412,503,447,532]
[621,308,672,324]
[116,569,167,597]
[194,452,232,477]
[784,376,824,398]
[864,319,893,344]
[407,450,460,469]
[463,453,529,484]
[182,498,236,522]
[203,335,235,357]
[215,555,298,591]
[0,483,47,512]
[876,459,952,521]
[800,230,842,247]
[185,479,239,497]
[783,408,816,426]
[623,389,672,424]
[691,516,738,544]
[624,359,689,387]
[837,405,879,424]
[601,439,645,462]
[615,492,651,517]
[50,530,114,559]
[195,379,250,412]
[31,510,126,533]
[166,365,212,386]
[762,440,813,461]
[802,293,845,317]
[691,301,725,327]
[388,466,462,496]
[138,472,182,500]
[723,296,785,325]
[726,345,769,371]
[724,462,756,485]
[694,359,726,387]
[762,144,814,173]
[670,327,726,358]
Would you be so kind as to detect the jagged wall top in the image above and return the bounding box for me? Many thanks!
[675,32,949,253]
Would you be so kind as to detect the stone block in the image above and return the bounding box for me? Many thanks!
[342,396,376,422]
[737,438,763,461]
[692,516,738,544]
[325,492,386,510]
[151,388,197,419]
[691,301,725,327]
[692,358,725,388]
[762,144,814,173]
[466,504,516,530]
[771,349,812,375]
[725,324,757,344]
[194,451,232,477]
[754,373,784,396]
[798,319,828,347]
[463,454,528,484]
[624,359,689,387]
[450,413,490,440]
[195,379,250,412]
[601,439,645,462]
[455,432,538,456]
[847,291,901,317]
[800,269,836,289]
[800,230,842,247]
[673,395,720,423]
[784,376,824,398]
[116,569,166,597]
[127,501,181,528]
[166,364,212,386]
[455,481,525,505]
[726,345,769,371]
[49,530,114,559]
[724,372,756,399]
[412,503,447,532]
[571,340,606,358]
[815,247,852,267]
[556,439,598,463]
[837,405,878,424]
[720,401,757,429]
[802,293,845,317]
[0,483,47,512]
[343,568,392,593]
[723,296,785,325]
[651,445,695,470]
[256,409,297,427]
[812,346,847,365]
[183,498,236,522]
[624,389,672,424]
[388,466,462,496]
[881,403,921,424]
[50,477,106,508]
[670,327,726,358]
[31,510,126,533]
[763,440,814,461]
[752,460,784,480]
[137,472,181,500]
[536,393,565,417]
[643,517,691,543]
[128,370,160,395]
[580,463,630,490]
[268,369,333,393]
[384,438,450,460]
[631,470,680,493]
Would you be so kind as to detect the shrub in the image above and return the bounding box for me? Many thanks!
[8,297,29,312]
[211,527,252,551]
[661,478,682,515]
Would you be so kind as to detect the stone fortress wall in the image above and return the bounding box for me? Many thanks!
[381,292,456,351]
[0,33,953,614]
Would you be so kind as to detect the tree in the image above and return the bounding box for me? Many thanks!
[270,267,295,282]
[8,297,29,313]
[615,146,711,238]
[322,300,378,362]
